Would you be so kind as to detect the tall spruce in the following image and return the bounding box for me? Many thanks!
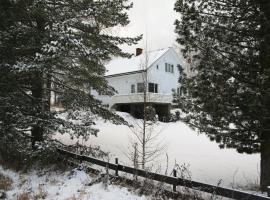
[174,0,270,189]
[0,0,141,160]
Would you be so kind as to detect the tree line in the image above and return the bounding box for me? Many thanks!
[174,0,270,190]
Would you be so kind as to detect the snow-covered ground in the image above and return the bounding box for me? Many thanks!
[0,166,147,200]
[55,111,260,189]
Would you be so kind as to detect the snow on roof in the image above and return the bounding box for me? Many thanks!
[105,47,170,76]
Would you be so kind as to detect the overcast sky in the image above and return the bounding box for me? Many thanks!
[119,0,179,53]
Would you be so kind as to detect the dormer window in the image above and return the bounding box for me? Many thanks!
[165,63,174,73]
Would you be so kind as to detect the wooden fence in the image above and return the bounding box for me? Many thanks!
[58,148,270,200]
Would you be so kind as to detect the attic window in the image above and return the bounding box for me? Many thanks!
[165,63,174,73]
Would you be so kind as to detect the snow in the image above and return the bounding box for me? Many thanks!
[0,166,147,200]
[105,48,170,76]
[55,111,260,189]
[86,184,146,200]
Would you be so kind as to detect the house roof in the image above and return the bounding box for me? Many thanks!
[105,47,170,77]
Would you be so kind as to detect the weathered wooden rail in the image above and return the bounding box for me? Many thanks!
[58,148,270,200]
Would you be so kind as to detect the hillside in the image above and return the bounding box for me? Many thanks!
[0,165,147,200]
[54,111,260,189]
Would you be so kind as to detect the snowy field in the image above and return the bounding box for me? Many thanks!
[55,111,260,189]
[0,166,147,200]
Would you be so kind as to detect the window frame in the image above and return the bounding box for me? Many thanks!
[165,63,174,73]
[137,83,145,93]
[148,83,155,93]
[148,82,158,93]
[154,84,158,93]
[131,84,135,93]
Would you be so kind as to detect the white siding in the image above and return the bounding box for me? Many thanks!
[93,72,144,106]
[147,48,182,94]
[106,72,144,95]
[93,48,183,108]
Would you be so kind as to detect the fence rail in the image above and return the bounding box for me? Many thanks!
[58,148,270,200]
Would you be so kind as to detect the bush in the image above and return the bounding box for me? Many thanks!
[0,173,13,191]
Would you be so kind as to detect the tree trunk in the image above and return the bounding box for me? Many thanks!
[31,73,44,149]
[31,15,47,149]
[31,126,44,149]
[45,72,51,111]
[260,0,270,190]
[261,139,270,190]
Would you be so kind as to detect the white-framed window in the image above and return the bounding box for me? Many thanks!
[177,87,182,95]
[131,84,135,93]
[165,63,174,73]
[148,83,158,93]
[177,86,186,96]
[137,83,145,93]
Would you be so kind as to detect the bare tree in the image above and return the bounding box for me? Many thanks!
[124,45,167,170]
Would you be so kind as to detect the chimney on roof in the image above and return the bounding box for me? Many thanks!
[136,48,143,56]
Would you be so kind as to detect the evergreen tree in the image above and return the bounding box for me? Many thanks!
[0,0,141,162]
[174,0,270,189]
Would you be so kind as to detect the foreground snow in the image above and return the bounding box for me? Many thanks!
[55,111,260,189]
[0,166,147,200]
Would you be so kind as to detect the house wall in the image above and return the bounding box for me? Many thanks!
[106,72,144,95]
[106,48,182,96]
[147,48,182,94]
[92,48,183,112]
[93,72,144,105]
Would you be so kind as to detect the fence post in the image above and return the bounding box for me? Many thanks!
[115,158,119,176]
[267,186,270,197]
[173,169,177,192]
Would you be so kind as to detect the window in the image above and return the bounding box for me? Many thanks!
[137,83,158,93]
[177,86,186,96]
[131,84,135,93]
[148,83,154,92]
[165,63,174,73]
[148,83,158,93]
[177,87,182,95]
[157,65,159,69]
[137,83,145,93]
[155,84,158,93]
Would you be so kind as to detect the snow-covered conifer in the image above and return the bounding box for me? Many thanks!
[174,0,270,189]
[0,0,141,161]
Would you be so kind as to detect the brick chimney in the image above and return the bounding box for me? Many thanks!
[136,48,143,56]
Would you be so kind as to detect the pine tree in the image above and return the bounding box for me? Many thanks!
[0,0,141,161]
[174,0,270,189]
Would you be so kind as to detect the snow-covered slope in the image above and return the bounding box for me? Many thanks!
[0,166,146,200]
[55,111,260,189]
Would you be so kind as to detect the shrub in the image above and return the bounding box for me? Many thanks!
[0,173,13,191]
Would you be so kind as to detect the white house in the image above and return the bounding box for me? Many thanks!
[94,47,185,119]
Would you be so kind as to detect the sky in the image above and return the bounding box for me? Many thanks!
[118,0,179,53]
